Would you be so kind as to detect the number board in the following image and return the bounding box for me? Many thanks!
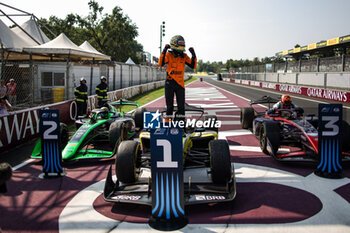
[39,109,63,175]
[150,127,185,223]
[316,104,343,178]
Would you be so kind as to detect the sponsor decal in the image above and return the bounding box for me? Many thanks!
[111,195,142,201]
[234,79,241,84]
[279,84,302,94]
[241,80,250,85]
[195,195,226,201]
[250,81,261,87]
[262,82,277,90]
[307,88,348,103]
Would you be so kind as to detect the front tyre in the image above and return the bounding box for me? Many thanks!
[210,140,232,184]
[115,140,140,183]
[259,121,280,155]
[109,121,126,149]
[240,107,254,129]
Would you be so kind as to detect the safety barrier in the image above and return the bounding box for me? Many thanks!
[223,78,350,103]
[0,80,165,153]
[224,72,350,90]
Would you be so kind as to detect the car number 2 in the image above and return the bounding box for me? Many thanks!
[43,121,58,140]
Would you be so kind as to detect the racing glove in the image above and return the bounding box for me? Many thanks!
[189,47,196,57]
[162,44,170,54]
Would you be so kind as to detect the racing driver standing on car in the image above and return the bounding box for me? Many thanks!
[158,35,197,122]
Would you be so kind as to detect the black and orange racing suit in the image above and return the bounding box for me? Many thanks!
[158,50,197,120]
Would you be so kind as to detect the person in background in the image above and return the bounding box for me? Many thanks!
[96,76,108,107]
[6,79,16,106]
[158,35,197,122]
[75,77,88,117]
[0,80,7,98]
[0,96,12,116]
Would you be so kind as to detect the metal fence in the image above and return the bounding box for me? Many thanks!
[231,55,350,73]
[0,61,165,110]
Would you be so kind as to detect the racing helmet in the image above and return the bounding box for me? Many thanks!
[170,35,185,52]
[100,76,107,81]
[100,107,109,119]
[281,94,292,106]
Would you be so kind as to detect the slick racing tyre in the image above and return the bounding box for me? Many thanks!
[204,115,219,132]
[259,121,280,156]
[240,107,254,129]
[209,139,232,184]
[115,140,140,183]
[133,108,145,129]
[109,121,126,149]
[60,123,69,148]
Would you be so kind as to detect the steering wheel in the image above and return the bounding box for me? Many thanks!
[275,109,296,119]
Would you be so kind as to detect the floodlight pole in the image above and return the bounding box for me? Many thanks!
[159,21,165,54]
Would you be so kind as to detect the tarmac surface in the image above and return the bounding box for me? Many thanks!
[1,78,349,233]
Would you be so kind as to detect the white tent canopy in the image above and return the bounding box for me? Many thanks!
[23,33,110,60]
[79,41,110,60]
[125,57,135,65]
[0,18,33,52]
[11,19,50,45]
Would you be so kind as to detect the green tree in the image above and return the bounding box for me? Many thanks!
[39,0,143,63]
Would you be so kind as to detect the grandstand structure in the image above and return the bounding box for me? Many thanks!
[231,34,350,74]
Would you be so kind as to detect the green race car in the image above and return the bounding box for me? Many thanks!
[31,99,145,161]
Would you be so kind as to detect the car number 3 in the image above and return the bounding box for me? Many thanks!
[322,116,339,136]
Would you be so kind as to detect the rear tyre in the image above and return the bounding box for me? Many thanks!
[209,140,232,184]
[259,121,280,155]
[109,121,126,149]
[133,108,145,129]
[240,107,254,129]
[115,140,140,183]
[204,115,219,132]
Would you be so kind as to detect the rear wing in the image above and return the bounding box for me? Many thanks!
[250,95,279,109]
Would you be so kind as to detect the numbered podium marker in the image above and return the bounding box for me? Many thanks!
[39,109,65,178]
[149,127,187,231]
[315,104,343,179]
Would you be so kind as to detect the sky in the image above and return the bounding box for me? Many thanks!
[1,0,350,62]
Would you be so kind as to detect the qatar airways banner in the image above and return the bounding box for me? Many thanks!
[0,100,77,153]
[225,79,350,103]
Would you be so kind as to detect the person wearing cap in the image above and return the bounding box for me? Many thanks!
[158,35,197,122]
[75,77,88,116]
[96,76,109,107]
[0,96,12,116]
[6,79,16,106]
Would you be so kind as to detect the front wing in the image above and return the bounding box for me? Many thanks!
[103,165,236,206]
